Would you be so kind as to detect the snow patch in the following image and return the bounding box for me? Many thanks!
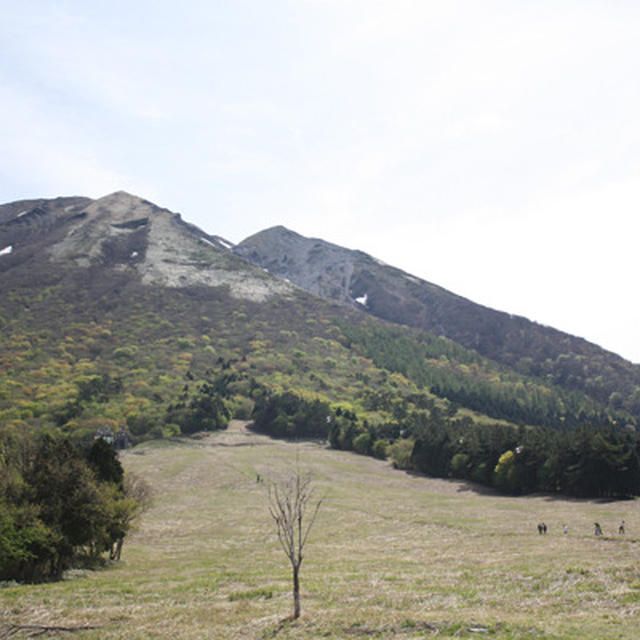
[355,293,368,306]
[217,238,234,249]
[17,210,28,218]
[0,245,13,256]
[131,251,139,258]
[199,237,217,248]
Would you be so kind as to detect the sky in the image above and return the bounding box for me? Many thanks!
[2,1,639,363]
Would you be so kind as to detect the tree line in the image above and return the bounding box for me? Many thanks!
[251,389,640,498]
[337,322,636,430]
[0,431,149,582]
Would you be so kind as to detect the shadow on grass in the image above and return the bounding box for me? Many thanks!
[402,468,499,496]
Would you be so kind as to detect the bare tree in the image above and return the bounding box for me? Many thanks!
[268,469,323,619]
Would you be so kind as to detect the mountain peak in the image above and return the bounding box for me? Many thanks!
[82,191,163,223]
[4,193,295,302]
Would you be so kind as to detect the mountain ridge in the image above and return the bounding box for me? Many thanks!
[1,191,639,438]
[1,191,293,302]
[235,225,594,348]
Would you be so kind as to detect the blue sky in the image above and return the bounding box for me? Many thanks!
[2,1,640,362]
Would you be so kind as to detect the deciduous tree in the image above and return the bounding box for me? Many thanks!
[268,469,322,619]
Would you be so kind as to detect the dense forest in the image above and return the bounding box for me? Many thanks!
[337,321,636,429]
[251,388,640,498]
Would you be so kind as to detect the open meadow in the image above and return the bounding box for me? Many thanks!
[2,421,639,639]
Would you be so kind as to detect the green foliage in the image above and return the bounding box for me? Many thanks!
[231,396,254,420]
[339,321,635,429]
[388,439,414,470]
[371,439,389,460]
[493,450,517,493]
[165,383,230,434]
[113,346,137,360]
[409,419,640,498]
[352,432,372,455]
[1,254,639,501]
[86,438,124,486]
[0,431,142,582]
[252,390,331,439]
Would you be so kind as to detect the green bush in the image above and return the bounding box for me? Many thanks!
[372,439,389,460]
[113,346,137,360]
[353,432,372,455]
[450,453,470,478]
[232,397,254,420]
[388,439,414,470]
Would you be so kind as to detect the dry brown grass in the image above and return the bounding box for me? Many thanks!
[2,421,639,639]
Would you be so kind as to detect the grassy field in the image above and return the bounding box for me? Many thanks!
[2,421,639,639]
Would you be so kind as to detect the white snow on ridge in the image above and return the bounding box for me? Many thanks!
[355,293,368,306]
[17,210,28,218]
[0,245,13,256]
[199,236,234,250]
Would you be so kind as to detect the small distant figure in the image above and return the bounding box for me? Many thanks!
[594,522,603,536]
[537,522,547,535]
[563,524,568,535]
[619,520,625,535]
[542,522,547,535]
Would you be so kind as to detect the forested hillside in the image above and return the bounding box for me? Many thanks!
[1,193,639,501]
[236,226,640,419]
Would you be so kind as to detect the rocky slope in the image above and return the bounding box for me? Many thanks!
[235,225,640,409]
[1,192,293,302]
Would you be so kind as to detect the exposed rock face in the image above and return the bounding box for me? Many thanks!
[234,225,634,374]
[1,192,294,302]
[235,226,363,303]
[235,225,504,345]
[0,196,92,250]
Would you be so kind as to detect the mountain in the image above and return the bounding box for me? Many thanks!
[235,226,640,415]
[1,192,639,429]
[0,191,293,301]
[0,191,418,438]
[3,191,640,498]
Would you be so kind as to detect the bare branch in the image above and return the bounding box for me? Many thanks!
[267,468,323,619]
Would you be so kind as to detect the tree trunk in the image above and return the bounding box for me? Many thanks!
[292,564,300,619]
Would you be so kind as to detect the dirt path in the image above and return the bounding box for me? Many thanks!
[202,419,268,446]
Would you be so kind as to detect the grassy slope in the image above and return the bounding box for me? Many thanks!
[2,422,639,640]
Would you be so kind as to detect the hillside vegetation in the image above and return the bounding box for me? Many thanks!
[237,226,640,420]
[2,192,640,499]
[1,424,638,640]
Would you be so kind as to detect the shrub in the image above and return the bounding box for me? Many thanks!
[353,432,372,455]
[372,439,389,460]
[113,347,137,360]
[388,439,414,470]
[232,397,254,420]
[450,453,470,478]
